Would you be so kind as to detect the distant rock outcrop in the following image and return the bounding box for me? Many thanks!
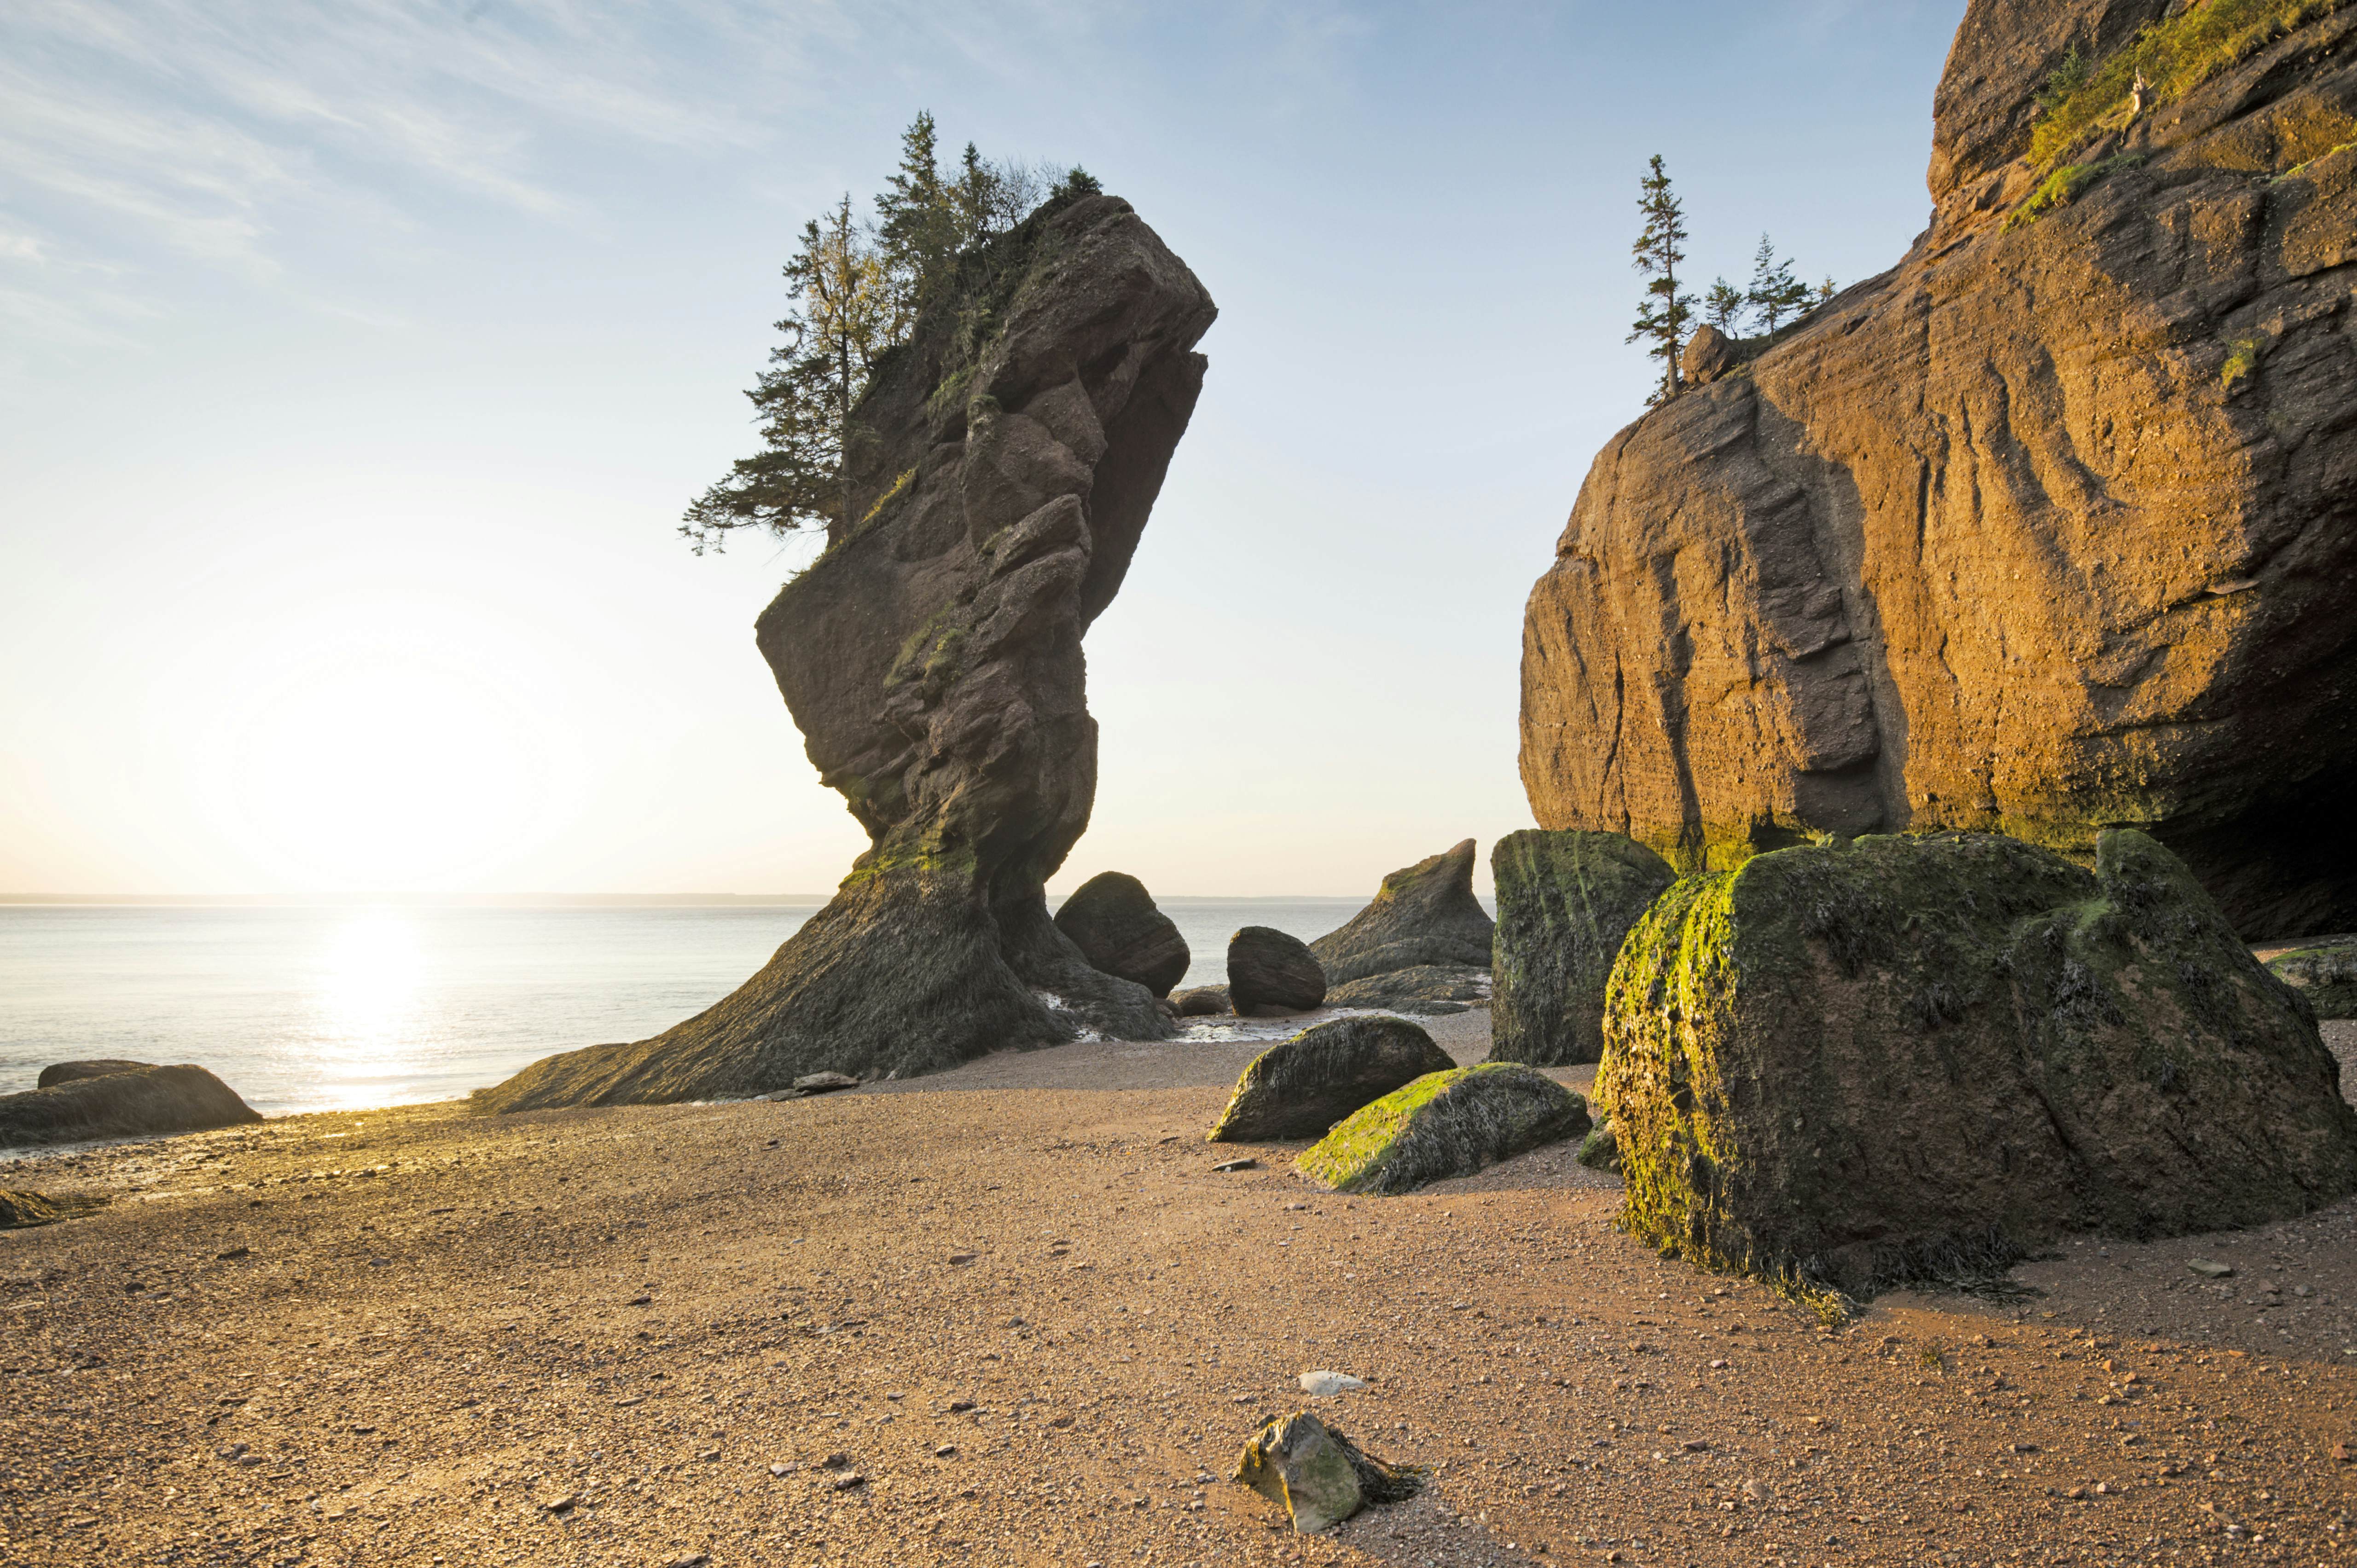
[1324,964,1489,1016]
[1520,0,2357,937]
[1054,872,1190,997]
[1310,841,1496,987]
[1207,1016,1456,1142]
[1489,830,1676,1065]
[1228,927,1326,1014]
[2270,935,2357,1019]
[0,1064,262,1148]
[1597,830,2357,1302]
[479,193,1214,1111]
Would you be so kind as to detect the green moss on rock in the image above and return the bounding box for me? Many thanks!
[1490,829,1676,1066]
[2269,937,2357,1018]
[1207,1016,1455,1143]
[1596,829,2357,1306]
[1296,1062,1591,1195]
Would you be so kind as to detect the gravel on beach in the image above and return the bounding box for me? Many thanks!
[3,1014,2355,1567]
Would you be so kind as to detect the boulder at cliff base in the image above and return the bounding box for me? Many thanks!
[1208,1016,1456,1143]
[1489,830,1675,1065]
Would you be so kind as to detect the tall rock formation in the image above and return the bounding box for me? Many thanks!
[1310,841,1497,987]
[481,194,1214,1111]
[1520,0,2357,937]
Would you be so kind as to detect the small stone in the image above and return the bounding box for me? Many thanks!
[948,1399,975,1412]
[821,1452,851,1469]
[792,1072,860,1095]
[934,1444,957,1458]
[214,1245,250,1261]
[665,1556,710,1568]
[697,1449,720,1462]
[1297,1371,1367,1398]
[628,1294,653,1306]
[2189,1260,2235,1279]
[769,1462,796,1476]
[2331,1442,2351,1463]
[830,1472,866,1491]
[1234,1410,1419,1533]
[542,1494,576,1513]
[947,1253,978,1266]
[1212,1158,1259,1172]
[1681,1440,1710,1452]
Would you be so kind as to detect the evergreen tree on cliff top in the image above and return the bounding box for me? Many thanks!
[1626,155,1695,407]
[680,115,1057,554]
[1745,232,1811,336]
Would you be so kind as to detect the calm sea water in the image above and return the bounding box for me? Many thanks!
[0,898,1372,1117]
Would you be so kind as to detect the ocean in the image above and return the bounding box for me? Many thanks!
[0,897,1378,1117]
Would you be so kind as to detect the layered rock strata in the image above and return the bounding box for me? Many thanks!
[1489,829,1676,1065]
[481,194,1213,1111]
[1520,0,2357,936]
[1596,830,2357,1301]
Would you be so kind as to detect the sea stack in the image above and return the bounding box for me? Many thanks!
[1517,0,2357,937]
[480,193,1215,1110]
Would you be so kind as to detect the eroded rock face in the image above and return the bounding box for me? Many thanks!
[1229,927,1326,1014]
[1207,1016,1456,1142]
[0,1065,261,1148]
[480,194,1214,1111]
[1297,1062,1590,1196]
[1310,841,1496,986]
[2270,935,2357,1018]
[1489,829,1676,1066]
[1054,872,1190,997]
[1520,0,2357,936]
[1596,830,2357,1301]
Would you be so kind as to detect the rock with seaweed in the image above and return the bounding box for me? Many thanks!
[0,1064,262,1148]
[1053,871,1190,997]
[1228,927,1326,1015]
[1297,1063,1591,1196]
[1575,1118,1622,1174]
[477,194,1214,1111]
[1207,1016,1457,1143]
[1233,1410,1422,1533]
[36,1059,155,1088]
[1520,0,2357,936]
[0,1190,61,1228]
[1489,829,1677,1065]
[1324,963,1490,1016]
[2268,935,2357,1018]
[1309,840,1497,987]
[1597,829,2357,1305]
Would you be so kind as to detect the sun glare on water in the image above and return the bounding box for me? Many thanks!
[307,911,427,1106]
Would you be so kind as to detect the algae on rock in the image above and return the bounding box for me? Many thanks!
[1234,1411,1422,1533]
[1297,1062,1591,1196]
[1490,829,1676,1065]
[1596,829,2357,1303]
[1207,1016,1456,1143]
[2268,936,2357,1018]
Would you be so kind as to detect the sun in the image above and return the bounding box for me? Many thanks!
[227,648,546,889]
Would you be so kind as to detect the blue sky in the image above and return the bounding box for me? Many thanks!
[0,0,1966,897]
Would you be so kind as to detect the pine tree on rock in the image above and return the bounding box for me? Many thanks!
[1626,155,1695,407]
[1744,232,1811,336]
[1704,278,1745,336]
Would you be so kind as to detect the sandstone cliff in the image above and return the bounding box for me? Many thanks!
[1520,0,2357,936]
[481,194,1213,1110]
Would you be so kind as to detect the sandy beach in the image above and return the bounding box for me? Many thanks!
[5,1012,2356,1568]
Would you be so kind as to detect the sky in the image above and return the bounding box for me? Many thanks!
[0,0,1969,899]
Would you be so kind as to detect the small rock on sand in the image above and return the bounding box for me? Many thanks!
[1298,1371,1366,1397]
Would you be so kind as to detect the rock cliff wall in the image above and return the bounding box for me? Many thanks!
[1521,0,2357,936]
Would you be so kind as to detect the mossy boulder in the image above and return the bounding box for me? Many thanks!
[2268,937,2357,1019]
[1054,872,1190,997]
[1207,1016,1456,1142]
[1310,840,1495,986]
[1234,1411,1420,1533]
[0,1190,60,1228]
[0,1064,262,1149]
[1490,830,1676,1065]
[1325,963,1488,1015]
[1297,1062,1591,1195]
[1597,829,2357,1302]
[1229,927,1325,1014]
[1575,1118,1620,1174]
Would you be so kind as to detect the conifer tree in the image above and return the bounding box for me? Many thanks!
[1814,276,1838,307]
[1744,233,1810,336]
[680,196,895,552]
[1626,155,1695,406]
[1704,278,1746,336]
[877,112,960,323]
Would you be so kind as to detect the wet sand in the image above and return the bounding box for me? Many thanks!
[3,1014,2355,1567]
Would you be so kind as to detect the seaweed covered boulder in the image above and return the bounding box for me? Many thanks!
[1234,1411,1421,1533]
[2269,936,2357,1019]
[1229,927,1326,1014]
[0,1190,60,1228]
[0,1064,262,1148]
[477,194,1213,1112]
[1325,963,1489,1016]
[1207,1016,1456,1142]
[1054,872,1190,997]
[1310,840,1496,987]
[1489,830,1676,1065]
[1297,1062,1590,1195]
[1598,829,2357,1302]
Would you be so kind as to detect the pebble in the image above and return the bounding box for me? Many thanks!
[1298,1370,1366,1397]
[770,1462,797,1475]
[1212,1158,1259,1172]
[2189,1259,2235,1278]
